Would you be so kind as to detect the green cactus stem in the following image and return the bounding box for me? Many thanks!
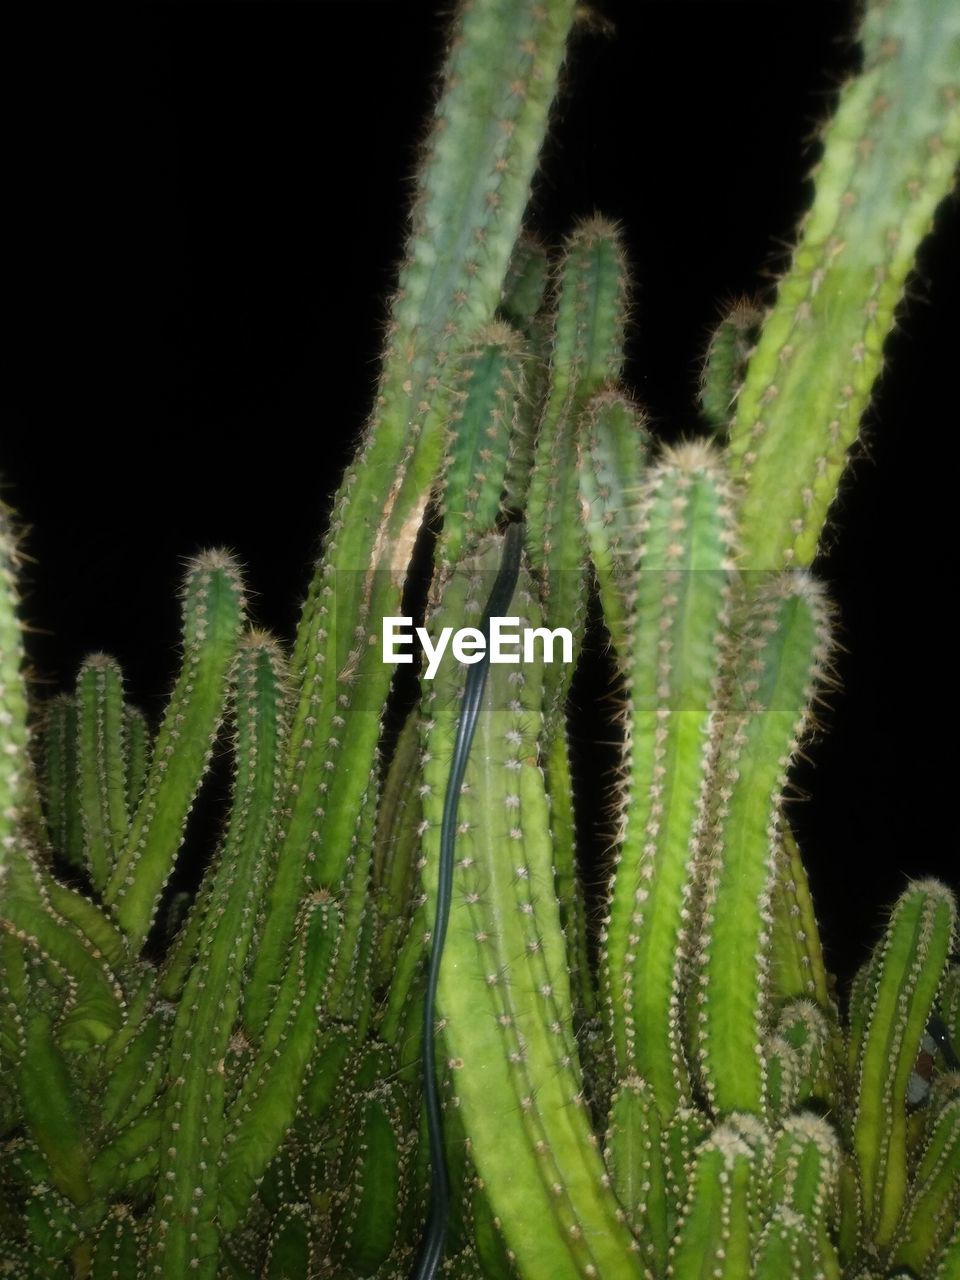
[40,695,84,873]
[728,0,960,569]
[419,534,641,1278]
[600,441,736,1117]
[76,654,128,894]
[852,877,957,1247]
[147,632,287,1278]
[104,550,246,949]
[695,572,833,1117]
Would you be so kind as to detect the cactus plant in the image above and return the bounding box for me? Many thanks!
[2,0,958,1277]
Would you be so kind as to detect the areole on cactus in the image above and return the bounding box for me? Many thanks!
[1,1,958,1278]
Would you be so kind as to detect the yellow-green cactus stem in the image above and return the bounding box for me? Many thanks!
[695,572,833,1117]
[752,1206,819,1280]
[104,550,246,949]
[768,1113,840,1250]
[729,0,960,569]
[933,1220,960,1279]
[768,825,834,1012]
[75,654,128,894]
[602,1073,670,1273]
[419,536,642,1278]
[250,0,578,1034]
[668,1122,762,1280]
[890,1094,960,1275]
[852,878,957,1246]
[600,441,736,1117]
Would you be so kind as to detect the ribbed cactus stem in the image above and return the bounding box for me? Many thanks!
[695,572,833,1117]
[104,550,246,949]
[668,1123,760,1280]
[41,694,85,871]
[218,894,341,1236]
[600,441,736,1116]
[852,877,957,1245]
[527,216,630,703]
[147,632,287,1278]
[419,537,642,1277]
[123,704,149,815]
[438,322,524,569]
[729,0,960,568]
[76,654,128,894]
[577,389,650,660]
[890,1094,960,1274]
[248,4,580,1041]
[698,297,763,435]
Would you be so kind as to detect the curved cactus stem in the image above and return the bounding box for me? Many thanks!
[729,0,960,569]
[601,441,736,1116]
[695,572,833,1117]
[890,1094,960,1275]
[42,876,130,977]
[76,654,129,893]
[419,537,642,1278]
[251,0,579,1034]
[104,551,246,949]
[5,956,93,1208]
[852,878,957,1245]
[2,844,124,1050]
[933,1220,960,1279]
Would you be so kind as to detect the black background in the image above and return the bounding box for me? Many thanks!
[5,2,957,987]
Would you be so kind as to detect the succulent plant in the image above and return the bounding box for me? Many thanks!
[1,0,958,1277]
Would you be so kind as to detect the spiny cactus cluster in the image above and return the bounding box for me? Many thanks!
[1,0,958,1277]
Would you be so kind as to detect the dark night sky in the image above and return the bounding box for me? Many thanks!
[4,2,958,983]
